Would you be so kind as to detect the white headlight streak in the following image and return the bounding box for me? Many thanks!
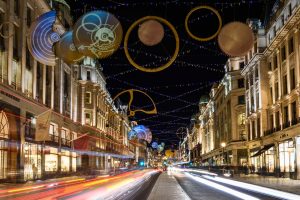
[185,172,260,200]
[202,175,300,200]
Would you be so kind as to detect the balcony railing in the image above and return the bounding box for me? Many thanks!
[264,118,300,136]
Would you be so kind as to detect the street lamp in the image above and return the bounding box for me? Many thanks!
[221,142,226,165]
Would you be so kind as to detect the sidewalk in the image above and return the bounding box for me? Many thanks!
[147,171,191,200]
[232,174,300,195]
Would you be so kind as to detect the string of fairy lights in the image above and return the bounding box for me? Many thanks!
[65,0,262,146]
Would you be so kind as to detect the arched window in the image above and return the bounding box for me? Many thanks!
[0,111,9,139]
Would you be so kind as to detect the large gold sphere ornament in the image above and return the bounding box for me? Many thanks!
[54,31,84,65]
[124,16,179,73]
[218,22,254,57]
[185,6,222,42]
[138,20,164,46]
[73,10,123,59]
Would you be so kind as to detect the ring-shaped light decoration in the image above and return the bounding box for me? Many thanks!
[113,89,157,117]
[124,16,180,73]
[185,6,222,42]
[0,22,14,39]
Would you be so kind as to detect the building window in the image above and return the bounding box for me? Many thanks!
[238,79,244,88]
[284,106,289,125]
[275,111,280,129]
[268,62,272,71]
[14,0,20,16]
[270,87,273,104]
[290,68,296,90]
[275,82,279,100]
[13,26,19,60]
[255,67,259,81]
[291,102,297,124]
[87,70,91,80]
[238,95,245,104]
[239,62,244,69]
[27,7,32,27]
[281,46,286,61]
[288,37,294,54]
[270,114,274,130]
[238,113,246,125]
[0,111,9,139]
[283,75,288,95]
[252,121,255,139]
[85,112,91,125]
[85,92,91,104]
[257,118,261,137]
[274,55,278,69]
[279,140,295,173]
[45,147,58,172]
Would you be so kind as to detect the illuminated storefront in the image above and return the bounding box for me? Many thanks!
[44,146,58,172]
[250,144,275,174]
[0,111,9,180]
[24,143,42,180]
[279,140,295,177]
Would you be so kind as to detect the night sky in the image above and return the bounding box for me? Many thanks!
[67,0,268,148]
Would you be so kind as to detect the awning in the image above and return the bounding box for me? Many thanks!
[251,144,274,157]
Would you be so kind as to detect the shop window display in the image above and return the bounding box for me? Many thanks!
[0,140,8,179]
[72,152,76,172]
[45,147,58,172]
[0,111,9,179]
[61,150,70,172]
[24,143,42,180]
[279,140,295,173]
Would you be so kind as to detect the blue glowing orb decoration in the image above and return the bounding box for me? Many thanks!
[73,10,123,59]
[128,125,152,143]
[27,11,61,66]
[151,142,158,149]
[54,31,84,65]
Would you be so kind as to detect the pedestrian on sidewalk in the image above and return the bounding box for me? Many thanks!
[32,164,38,180]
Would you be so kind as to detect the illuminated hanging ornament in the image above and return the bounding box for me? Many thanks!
[27,11,61,66]
[113,89,157,117]
[73,10,123,59]
[138,20,164,46]
[127,125,152,143]
[124,16,179,73]
[54,31,84,65]
[152,142,158,149]
[218,22,254,57]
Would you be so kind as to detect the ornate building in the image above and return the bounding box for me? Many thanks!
[242,0,300,179]
[198,57,247,167]
[0,0,137,182]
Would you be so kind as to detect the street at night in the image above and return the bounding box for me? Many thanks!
[1,0,300,199]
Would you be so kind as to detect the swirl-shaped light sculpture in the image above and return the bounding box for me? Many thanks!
[73,10,123,59]
[27,11,61,66]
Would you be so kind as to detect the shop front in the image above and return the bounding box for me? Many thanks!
[279,140,295,178]
[44,146,58,173]
[250,144,275,175]
[24,142,42,181]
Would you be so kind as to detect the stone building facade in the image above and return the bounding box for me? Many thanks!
[0,0,139,182]
[242,0,300,179]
